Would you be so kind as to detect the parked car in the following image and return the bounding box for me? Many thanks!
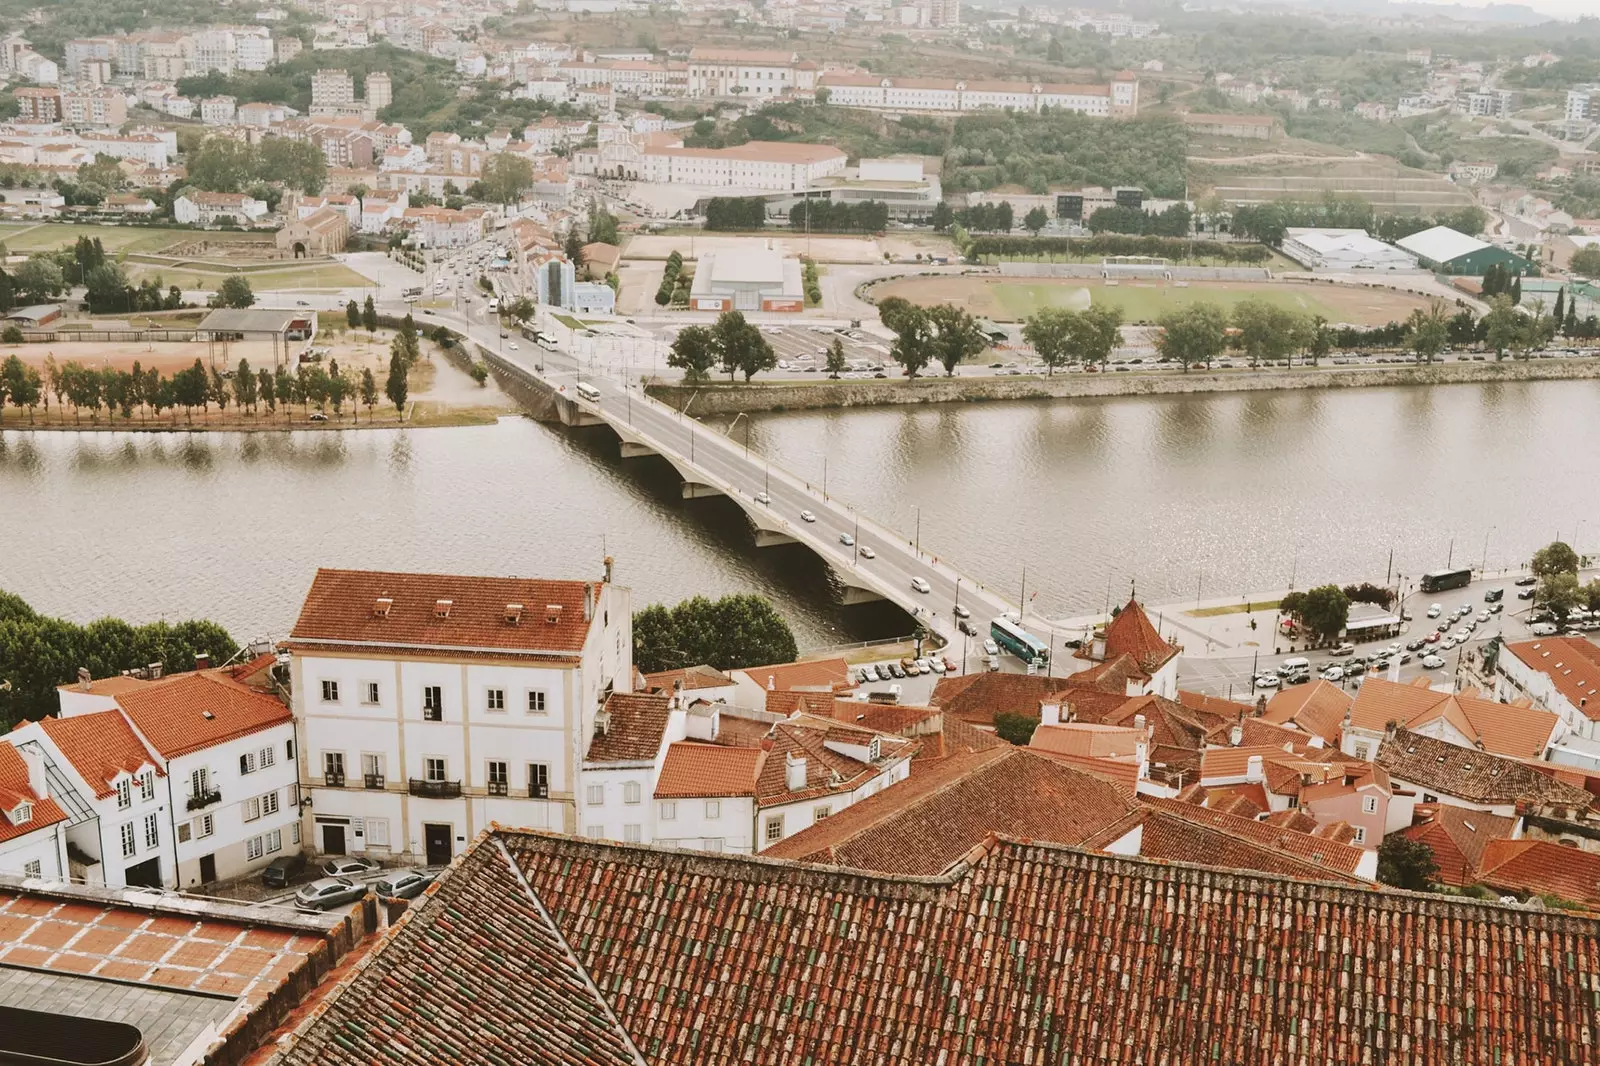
[1254,674,1280,689]
[1346,661,1367,677]
[1320,666,1344,682]
[262,853,307,888]
[1405,639,1427,651]
[1515,576,1538,586]
[374,869,437,900]
[1531,622,1559,636]
[1333,643,1356,656]
[928,658,946,674]
[1485,588,1504,602]
[887,662,906,679]
[856,668,873,685]
[1426,604,1443,618]
[1422,654,1445,669]
[1425,632,1441,644]
[983,639,999,656]
[952,604,971,619]
[910,577,931,593]
[943,657,958,673]
[1489,603,1504,614]
[322,856,379,878]
[295,876,365,911]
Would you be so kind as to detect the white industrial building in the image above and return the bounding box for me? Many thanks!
[1280,228,1421,272]
[690,246,806,313]
[804,157,942,220]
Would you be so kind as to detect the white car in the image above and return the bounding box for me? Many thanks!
[777,360,790,370]
[1426,604,1443,618]
[912,658,932,674]
[754,492,770,505]
[1530,622,1558,636]
[910,577,931,594]
[1475,611,1490,623]
[1321,666,1344,682]
[1254,674,1280,689]
[928,658,946,674]
[800,510,817,523]
[858,545,875,559]
[1422,654,1445,669]
[508,342,519,350]
[1440,637,1457,650]
[839,533,855,546]
[983,639,999,656]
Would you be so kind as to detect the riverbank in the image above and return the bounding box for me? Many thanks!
[646,357,1600,415]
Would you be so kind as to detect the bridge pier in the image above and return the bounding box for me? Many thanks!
[681,482,725,500]
[619,440,656,459]
[831,566,888,605]
[753,529,798,548]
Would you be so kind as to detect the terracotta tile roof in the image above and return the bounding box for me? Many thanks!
[752,717,914,807]
[1477,838,1600,904]
[641,665,732,693]
[733,658,849,692]
[1099,808,1366,885]
[654,742,763,799]
[278,827,1600,1065]
[1097,598,1178,672]
[1263,808,1320,833]
[114,670,291,760]
[1503,637,1600,720]
[1203,784,1269,817]
[288,568,602,657]
[928,672,1061,725]
[825,700,940,736]
[1400,803,1517,886]
[274,837,642,1066]
[1262,680,1352,744]
[1200,744,1298,780]
[0,745,67,844]
[35,710,161,799]
[1377,729,1593,810]
[1029,721,1143,758]
[1178,690,1257,719]
[1230,716,1316,750]
[1351,677,1560,760]
[584,692,673,764]
[765,747,1135,874]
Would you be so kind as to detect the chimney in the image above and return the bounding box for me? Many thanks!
[1229,723,1244,747]
[1246,754,1264,781]
[76,667,91,692]
[1040,701,1060,727]
[1133,713,1146,732]
[603,555,614,584]
[583,582,594,623]
[785,751,807,791]
[767,674,776,692]
[195,653,212,670]
[18,747,46,801]
[148,662,163,680]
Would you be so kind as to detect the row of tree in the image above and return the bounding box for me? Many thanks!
[632,594,797,674]
[1020,305,1126,373]
[876,297,989,379]
[1479,262,1522,300]
[655,251,687,307]
[1531,541,1600,620]
[704,197,768,231]
[790,200,891,234]
[1087,203,1194,239]
[666,311,777,382]
[1224,200,1488,248]
[966,234,1273,265]
[0,591,239,729]
[185,135,329,197]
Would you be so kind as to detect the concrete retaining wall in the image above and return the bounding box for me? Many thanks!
[646,358,1600,416]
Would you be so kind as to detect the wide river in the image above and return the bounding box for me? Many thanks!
[3,379,1598,647]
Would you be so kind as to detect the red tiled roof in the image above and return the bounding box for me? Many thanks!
[1478,838,1600,904]
[641,665,732,693]
[1351,677,1559,760]
[1029,722,1142,759]
[36,710,161,798]
[1376,728,1592,810]
[279,827,1600,1066]
[734,658,849,692]
[763,747,1135,874]
[928,673,1062,725]
[0,745,67,844]
[114,670,291,760]
[1400,803,1517,886]
[1503,638,1600,721]
[584,692,673,764]
[654,742,763,799]
[752,717,914,806]
[1199,744,1296,780]
[288,568,602,657]
[1097,598,1178,673]
[1103,808,1366,885]
[1262,680,1352,744]
[1178,690,1257,719]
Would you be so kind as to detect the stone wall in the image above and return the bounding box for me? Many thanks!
[645,359,1600,416]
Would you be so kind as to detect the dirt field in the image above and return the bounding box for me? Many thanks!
[623,233,887,264]
[871,276,1436,325]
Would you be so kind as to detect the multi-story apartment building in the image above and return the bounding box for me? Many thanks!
[287,566,632,868]
[1568,86,1599,130]
[311,69,356,114]
[142,34,189,81]
[63,37,116,84]
[201,96,239,125]
[365,72,391,112]
[12,87,60,123]
[817,71,1138,117]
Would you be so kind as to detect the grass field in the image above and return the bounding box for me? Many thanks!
[0,223,270,255]
[872,276,1434,325]
[123,262,369,291]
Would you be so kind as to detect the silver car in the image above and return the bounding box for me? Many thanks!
[295,876,365,911]
[374,869,437,900]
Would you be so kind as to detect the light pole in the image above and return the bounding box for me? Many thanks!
[1481,527,1493,573]
[913,505,920,555]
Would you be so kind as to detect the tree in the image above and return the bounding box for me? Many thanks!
[209,365,230,415]
[1481,295,1524,361]
[210,274,255,309]
[930,201,954,233]
[1404,300,1450,364]
[385,350,408,415]
[274,366,293,422]
[564,228,586,267]
[83,263,131,314]
[233,358,258,412]
[1024,206,1049,235]
[1570,247,1600,277]
[1376,835,1438,891]
[15,258,64,302]
[1076,304,1125,369]
[481,152,535,206]
[1023,307,1074,374]
[1296,584,1351,643]
[1155,302,1228,371]
[172,359,210,422]
[710,311,775,382]
[1510,274,1522,306]
[1230,298,1302,367]
[186,137,256,193]
[2,355,41,422]
[666,324,717,382]
[362,295,378,334]
[993,713,1039,746]
[885,303,934,379]
[327,366,350,416]
[1537,572,1585,618]
[826,337,847,379]
[1305,314,1332,367]
[359,367,378,421]
[926,304,987,376]
[258,367,276,417]
[256,136,327,194]
[1532,540,1580,579]
[1553,288,1566,331]
[346,299,360,329]
[1,326,22,345]
[630,594,797,673]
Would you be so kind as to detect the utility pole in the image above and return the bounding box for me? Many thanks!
[1020,566,1027,620]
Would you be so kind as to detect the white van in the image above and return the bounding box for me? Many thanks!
[1278,656,1310,675]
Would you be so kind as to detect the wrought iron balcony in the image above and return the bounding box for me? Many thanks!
[364,773,386,790]
[324,771,346,788]
[408,778,462,799]
[486,781,508,796]
[186,788,221,811]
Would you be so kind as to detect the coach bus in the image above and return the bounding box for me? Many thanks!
[990,617,1049,667]
[1419,567,1472,593]
[574,381,602,402]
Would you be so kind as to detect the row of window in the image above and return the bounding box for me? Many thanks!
[115,769,158,811]
[119,812,160,858]
[239,741,288,776]
[320,680,548,718]
[244,823,298,860]
[322,752,551,796]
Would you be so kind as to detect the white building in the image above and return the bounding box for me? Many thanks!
[1566,86,1597,129]
[1280,228,1421,272]
[0,744,70,880]
[574,136,846,191]
[686,47,810,98]
[174,190,269,225]
[286,566,633,867]
[817,71,1138,117]
[1497,637,1600,741]
[201,95,238,125]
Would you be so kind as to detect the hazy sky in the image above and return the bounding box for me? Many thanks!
[1412,0,1593,17]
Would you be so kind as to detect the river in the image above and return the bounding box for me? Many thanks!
[2,379,1597,645]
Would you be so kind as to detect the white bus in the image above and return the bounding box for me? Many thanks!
[574,381,602,402]
[486,297,500,314]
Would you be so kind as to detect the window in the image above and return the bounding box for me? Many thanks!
[286,739,295,762]
[143,812,158,849]
[486,688,505,712]
[362,753,384,788]
[529,763,550,799]
[1354,743,1372,761]
[244,796,261,822]
[240,751,257,776]
[23,859,41,878]
[12,802,30,825]
[425,757,447,783]
[422,685,443,721]
[703,838,723,853]
[115,778,132,810]
[363,681,380,705]
[290,822,300,845]
[260,746,275,769]
[814,806,831,822]
[138,770,155,802]
[190,768,209,798]
[487,760,508,795]
[321,680,339,703]
[623,782,641,805]
[764,816,783,845]
[1362,796,1379,814]
[246,835,264,861]
[120,823,136,858]
[585,825,604,838]
[324,752,345,786]
[705,800,721,820]
[623,824,641,843]
[1353,826,1368,845]
[177,823,192,843]
[660,801,677,821]
[196,814,214,838]
[262,791,280,817]
[266,829,282,853]
[527,690,548,715]
[587,785,604,806]
[366,818,389,847]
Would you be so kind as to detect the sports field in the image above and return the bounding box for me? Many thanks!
[871,276,1434,326]
[0,222,271,255]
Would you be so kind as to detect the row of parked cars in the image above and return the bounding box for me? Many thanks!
[263,853,439,912]
[857,654,959,684]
